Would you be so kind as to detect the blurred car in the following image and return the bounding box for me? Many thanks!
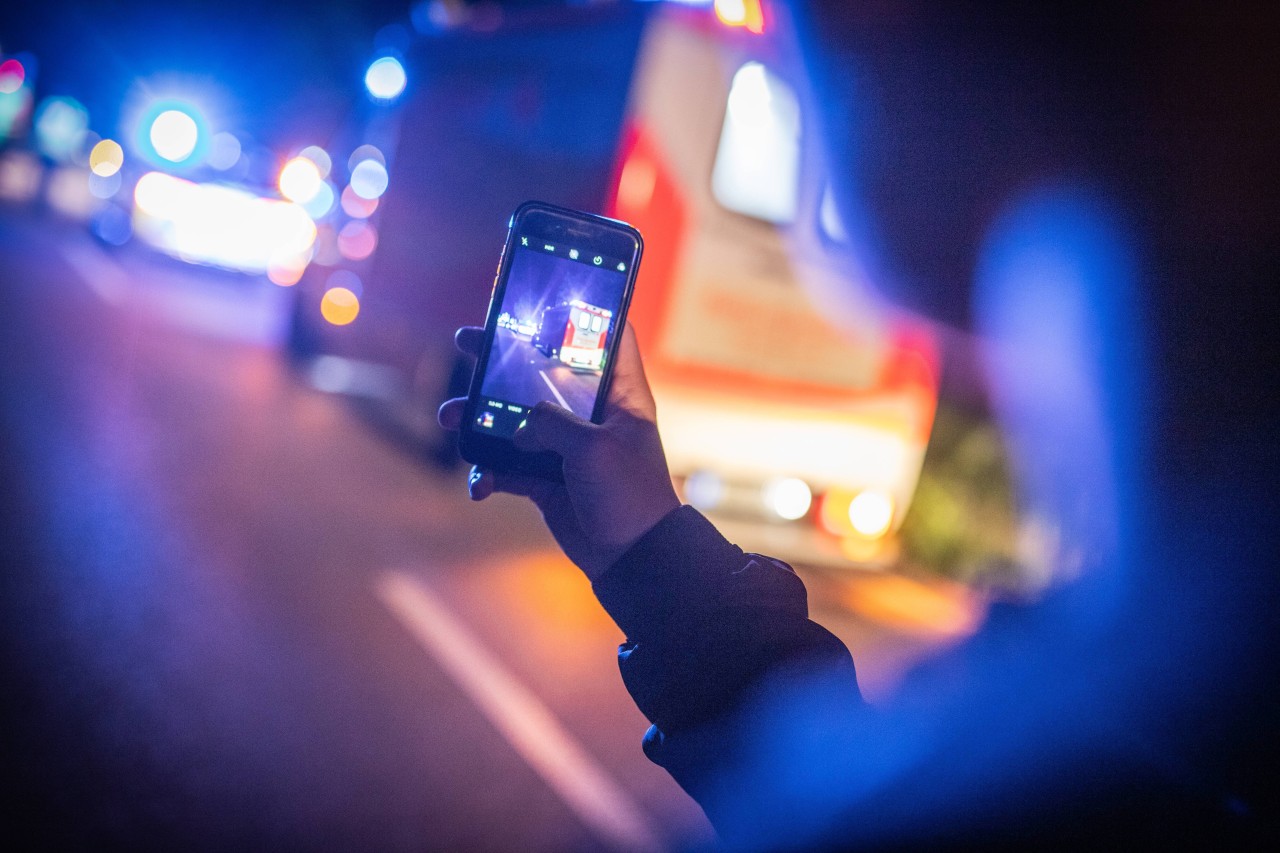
[287,0,939,569]
[533,299,611,372]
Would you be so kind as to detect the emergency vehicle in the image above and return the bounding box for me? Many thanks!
[603,0,938,566]
[533,300,612,372]
[286,0,938,567]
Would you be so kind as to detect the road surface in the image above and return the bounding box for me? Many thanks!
[481,328,601,418]
[0,208,981,850]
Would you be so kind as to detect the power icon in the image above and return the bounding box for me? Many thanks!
[592,256,603,265]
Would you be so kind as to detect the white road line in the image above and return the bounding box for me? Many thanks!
[538,370,572,410]
[375,570,664,853]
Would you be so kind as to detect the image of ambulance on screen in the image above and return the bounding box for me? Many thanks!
[533,299,613,372]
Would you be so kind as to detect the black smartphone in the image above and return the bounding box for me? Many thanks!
[459,201,643,480]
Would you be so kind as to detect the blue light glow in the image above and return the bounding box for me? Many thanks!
[208,132,241,170]
[364,56,407,101]
[134,100,209,169]
[301,180,336,219]
[33,96,89,162]
[348,159,389,200]
[151,110,198,162]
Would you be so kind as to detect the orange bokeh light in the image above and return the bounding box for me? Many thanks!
[320,286,360,325]
[714,0,765,34]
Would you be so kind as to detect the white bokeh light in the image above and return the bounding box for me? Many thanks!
[278,156,323,204]
[150,109,199,162]
[848,490,894,538]
[349,159,389,200]
[364,57,407,101]
[763,478,812,521]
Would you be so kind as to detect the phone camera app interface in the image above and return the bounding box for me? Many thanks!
[478,238,627,439]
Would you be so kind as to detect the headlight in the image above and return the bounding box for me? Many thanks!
[762,477,812,521]
[820,488,895,539]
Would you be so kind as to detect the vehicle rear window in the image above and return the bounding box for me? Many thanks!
[711,61,801,225]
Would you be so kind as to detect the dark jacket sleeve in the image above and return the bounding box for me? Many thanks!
[592,505,863,831]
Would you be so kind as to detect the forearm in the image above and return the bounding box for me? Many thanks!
[592,507,863,822]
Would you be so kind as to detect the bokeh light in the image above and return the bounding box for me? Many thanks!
[347,144,385,170]
[763,477,812,521]
[337,220,378,261]
[0,59,24,94]
[715,0,765,34]
[91,204,132,246]
[683,470,725,512]
[208,132,241,170]
[34,96,89,162]
[301,180,336,219]
[89,139,124,177]
[320,286,360,326]
[132,171,316,275]
[0,84,34,142]
[848,490,895,538]
[364,56,407,101]
[278,156,323,204]
[47,165,99,219]
[267,257,308,286]
[0,150,42,202]
[150,109,199,162]
[298,145,332,178]
[349,159,389,200]
[88,170,122,199]
[340,184,378,218]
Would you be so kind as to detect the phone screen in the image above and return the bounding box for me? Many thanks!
[473,236,630,439]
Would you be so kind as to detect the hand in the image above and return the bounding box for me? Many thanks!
[438,324,682,581]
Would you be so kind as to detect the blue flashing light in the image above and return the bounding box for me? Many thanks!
[33,96,89,162]
[134,100,209,170]
[364,56,407,102]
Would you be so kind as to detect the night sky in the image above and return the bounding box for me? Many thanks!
[0,0,407,148]
[498,245,625,327]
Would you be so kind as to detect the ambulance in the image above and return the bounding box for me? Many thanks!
[603,0,939,566]
[287,0,938,567]
[533,300,612,372]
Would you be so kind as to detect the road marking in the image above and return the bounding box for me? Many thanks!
[375,570,663,853]
[538,370,571,410]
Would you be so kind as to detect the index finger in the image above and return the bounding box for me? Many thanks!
[454,326,484,358]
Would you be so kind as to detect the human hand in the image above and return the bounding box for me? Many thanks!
[437,324,681,581]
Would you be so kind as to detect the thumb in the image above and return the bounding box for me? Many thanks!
[516,401,594,455]
[605,323,658,420]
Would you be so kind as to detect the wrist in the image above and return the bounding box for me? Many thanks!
[593,505,745,639]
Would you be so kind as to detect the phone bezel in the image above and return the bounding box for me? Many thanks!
[458,201,643,480]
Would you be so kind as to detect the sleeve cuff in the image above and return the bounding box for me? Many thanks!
[592,505,747,640]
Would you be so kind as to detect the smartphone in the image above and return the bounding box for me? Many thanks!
[459,201,643,480]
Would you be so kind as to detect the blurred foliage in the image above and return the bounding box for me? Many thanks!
[898,404,1025,591]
